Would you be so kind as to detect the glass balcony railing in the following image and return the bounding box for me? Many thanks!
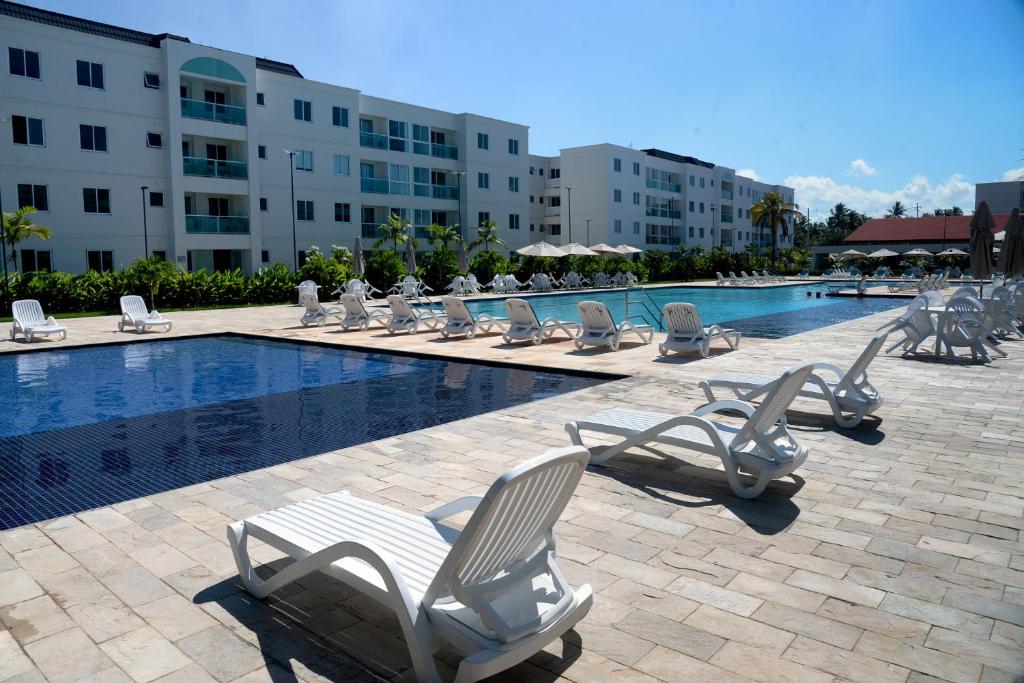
[645,179,682,193]
[390,182,410,196]
[180,98,246,125]
[389,138,407,152]
[430,143,458,160]
[361,223,380,238]
[360,177,389,194]
[185,215,249,234]
[359,131,388,149]
[721,189,733,200]
[413,184,430,197]
[431,185,459,200]
[412,141,430,155]
[645,208,681,219]
[182,157,248,180]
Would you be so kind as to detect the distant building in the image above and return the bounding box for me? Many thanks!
[976,181,1024,214]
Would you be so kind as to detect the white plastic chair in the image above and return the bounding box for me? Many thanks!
[937,297,1006,362]
[299,291,342,327]
[502,298,579,345]
[658,303,740,357]
[592,272,609,288]
[446,275,468,297]
[386,295,445,334]
[118,295,172,334]
[338,294,390,330]
[10,299,67,342]
[464,274,483,295]
[440,297,508,338]
[574,301,654,351]
[884,296,935,354]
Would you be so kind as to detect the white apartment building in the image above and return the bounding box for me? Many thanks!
[528,144,796,253]
[1,1,532,273]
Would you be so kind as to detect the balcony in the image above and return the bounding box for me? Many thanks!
[361,223,380,238]
[185,215,249,234]
[544,206,561,217]
[359,132,388,149]
[430,143,458,160]
[360,177,389,194]
[645,208,681,219]
[544,177,561,189]
[182,157,248,180]
[721,189,733,200]
[180,98,246,126]
[431,185,459,200]
[645,179,682,193]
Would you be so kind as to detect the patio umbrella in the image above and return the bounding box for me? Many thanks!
[405,237,417,275]
[838,249,868,259]
[902,248,933,257]
[997,208,1023,277]
[516,241,566,257]
[458,240,470,273]
[353,237,365,278]
[614,244,643,254]
[969,201,995,284]
[867,248,899,258]
[588,243,618,254]
[560,242,599,256]
[935,248,967,257]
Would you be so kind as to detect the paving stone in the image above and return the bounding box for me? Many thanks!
[725,573,826,612]
[784,635,909,683]
[786,569,886,607]
[709,641,833,683]
[818,598,931,642]
[135,594,218,641]
[99,626,192,682]
[751,601,862,650]
[65,594,147,643]
[12,545,79,580]
[0,630,37,681]
[0,595,75,645]
[683,605,794,655]
[923,627,1024,676]
[0,571,43,609]
[759,546,850,579]
[98,566,175,608]
[177,626,267,682]
[880,593,994,637]
[704,548,794,582]
[23,627,114,683]
[616,608,726,661]
[853,631,983,683]
[634,645,751,683]
[666,576,763,617]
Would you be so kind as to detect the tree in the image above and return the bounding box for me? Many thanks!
[426,223,460,253]
[374,212,411,251]
[931,207,964,217]
[3,206,52,270]
[749,191,800,264]
[470,220,506,253]
[126,255,178,308]
[885,201,907,218]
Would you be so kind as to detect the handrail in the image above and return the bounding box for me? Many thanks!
[624,285,663,329]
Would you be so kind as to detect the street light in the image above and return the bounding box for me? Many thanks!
[566,186,572,244]
[140,186,149,257]
[283,150,298,271]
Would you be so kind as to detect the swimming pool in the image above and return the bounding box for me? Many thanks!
[462,284,904,339]
[0,336,607,529]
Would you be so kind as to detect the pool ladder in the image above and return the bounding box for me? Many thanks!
[624,286,663,330]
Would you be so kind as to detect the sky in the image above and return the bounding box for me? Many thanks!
[32,0,1024,221]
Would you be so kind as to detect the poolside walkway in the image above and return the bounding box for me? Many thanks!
[2,301,1023,683]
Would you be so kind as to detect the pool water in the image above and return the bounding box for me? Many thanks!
[0,336,606,529]
[462,284,904,339]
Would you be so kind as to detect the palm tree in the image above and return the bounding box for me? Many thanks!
[2,206,52,271]
[426,223,460,253]
[375,212,411,251]
[469,220,506,253]
[886,201,907,218]
[750,191,800,265]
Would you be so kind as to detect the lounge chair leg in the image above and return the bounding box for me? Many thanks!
[697,380,716,403]
[723,462,773,499]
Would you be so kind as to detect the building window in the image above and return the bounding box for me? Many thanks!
[12,115,44,146]
[294,150,313,172]
[87,250,113,272]
[20,249,52,272]
[82,188,110,214]
[478,211,490,226]
[550,196,561,207]
[76,60,104,89]
[79,124,107,152]
[332,106,349,127]
[293,99,312,122]
[549,224,561,235]
[296,200,314,221]
[507,138,519,155]
[699,228,705,238]
[146,132,162,148]
[633,191,640,205]
[688,200,694,212]
[613,219,622,233]
[633,220,640,234]
[149,191,163,207]
[700,202,705,214]
[700,177,706,189]
[17,184,48,211]
[508,176,519,192]
[633,161,640,176]
[477,132,489,149]
[261,249,270,263]
[259,197,268,211]
[613,158,621,172]
[143,72,160,89]
[613,189,622,203]
[9,47,40,79]
[689,175,695,187]
[258,145,266,159]
[256,91,265,106]
[509,213,520,230]
[478,172,489,189]
[688,226,694,238]
[333,154,350,176]
[335,202,351,222]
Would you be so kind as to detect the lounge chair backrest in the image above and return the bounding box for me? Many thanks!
[841,332,888,387]
[425,447,588,641]
[299,291,324,314]
[339,293,367,317]
[733,362,817,451]
[387,294,415,319]
[441,296,472,323]
[662,302,703,338]
[12,299,45,326]
[505,298,541,328]
[577,301,616,334]
[120,295,149,319]
[347,279,365,294]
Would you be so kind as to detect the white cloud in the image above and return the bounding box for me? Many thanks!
[736,168,759,181]
[1001,167,1024,181]
[848,159,878,177]
[783,173,974,220]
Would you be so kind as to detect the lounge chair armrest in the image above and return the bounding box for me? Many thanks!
[45,316,59,326]
[810,362,845,380]
[424,494,485,521]
[150,309,162,317]
[692,399,757,418]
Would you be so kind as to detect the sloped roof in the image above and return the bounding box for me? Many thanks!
[844,214,1010,243]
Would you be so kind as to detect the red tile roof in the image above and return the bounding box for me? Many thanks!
[845,214,1010,243]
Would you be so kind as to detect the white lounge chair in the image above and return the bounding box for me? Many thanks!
[464,274,483,295]
[700,332,887,428]
[592,272,609,288]
[566,362,817,498]
[386,295,445,334]
[658,303,740,357]
[338,294,390,330]
[440,297,508,338]
[574,301,653,351]
[299,291,342,327]
[227,446,594,683]
[937,297,1006,362]
[715,272,728,286]
[296,279,319,305]
[10,299,67,342]
[502,298,579,345]
[118,295,172,333]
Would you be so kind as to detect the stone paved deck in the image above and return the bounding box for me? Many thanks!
[2,298,1022,682]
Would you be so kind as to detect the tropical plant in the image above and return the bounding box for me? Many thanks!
[125,256,178,307]
[424,224,461,287]
[249,264,298,304]
[375,212,412,251]
[469,250,512,285]
[886,201,908,218]
[298,244,353,293]
[363,249,405,293]
[426,223,460,252]
[470,220,506,253]
[750,191,801,264]
[2,206,52,270]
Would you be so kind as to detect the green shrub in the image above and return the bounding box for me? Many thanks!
[248,264,297,304]
[468,250,512,285]
[297,245,353,293]
[420,248,459,292]
[363,250,405,293]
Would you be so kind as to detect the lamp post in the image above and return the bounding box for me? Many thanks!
[585,219,591,246]
[566,186,572,244]
[283,150,298,271]
[140,186,149,258]
[710,203,717,249]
